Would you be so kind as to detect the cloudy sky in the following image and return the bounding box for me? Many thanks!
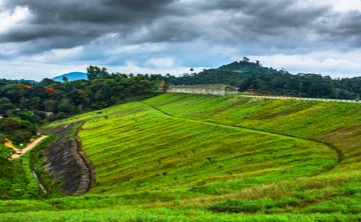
[1,0,361,80]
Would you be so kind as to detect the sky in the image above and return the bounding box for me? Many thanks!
[1,0,361,80]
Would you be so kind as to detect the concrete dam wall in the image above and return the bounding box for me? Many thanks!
[167,84,239,96]
[42,122,95,195]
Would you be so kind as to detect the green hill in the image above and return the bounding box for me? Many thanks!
[168,60,361,99]
[2,93,361,221]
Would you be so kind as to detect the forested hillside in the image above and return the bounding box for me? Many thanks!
[167,58,361,99]
[0,66,161,126]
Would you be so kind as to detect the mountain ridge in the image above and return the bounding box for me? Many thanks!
[52,72,87,82]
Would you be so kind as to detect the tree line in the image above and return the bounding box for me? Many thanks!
[0,66,163,144]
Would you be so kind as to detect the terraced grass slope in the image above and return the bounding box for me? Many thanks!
[2,93,361,221]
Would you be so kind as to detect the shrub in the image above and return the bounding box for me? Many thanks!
[8,130,33,145]
[0,118,21,133]
[0,118,37,144]
[0,134,6,144]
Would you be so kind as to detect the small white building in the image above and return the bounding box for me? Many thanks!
[44,112,54,117]
[167,84,239,96]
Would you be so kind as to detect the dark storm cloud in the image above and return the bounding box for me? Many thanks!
[120,0,331,52]
[4,0,174,23]
[1,0,176,51]
[0,0,360,55]
[315,11,361,47]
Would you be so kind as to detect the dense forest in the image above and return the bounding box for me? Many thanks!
[0,66,161,120]
[0,66,162,144]
[167,58,361,100]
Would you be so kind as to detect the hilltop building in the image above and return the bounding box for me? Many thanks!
[167,84,239,96]
[156,80,169,93]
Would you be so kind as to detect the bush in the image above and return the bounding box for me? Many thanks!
[0,118,21,133]
[0,134,6,144]
[0,146,12,159]
[19,120,36,134]
[8,130,33,145]
[0,118,37,144]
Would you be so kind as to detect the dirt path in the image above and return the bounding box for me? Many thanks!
[142,102,343,173]
[4,141,19,152]
[6,136,48,160]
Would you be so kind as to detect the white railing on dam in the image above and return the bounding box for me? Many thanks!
[237,95,360,103]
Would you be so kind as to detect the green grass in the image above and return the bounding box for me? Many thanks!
[145,94,361,167]
[2,208,361,222]
[2,93,361,221]
[0,137,58,200]
[0,145,39,199]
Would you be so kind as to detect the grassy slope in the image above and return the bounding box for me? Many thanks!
[80,102,333,195]
[0,145,40,199]
[1,93,361,221]
[146,94,361,167]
